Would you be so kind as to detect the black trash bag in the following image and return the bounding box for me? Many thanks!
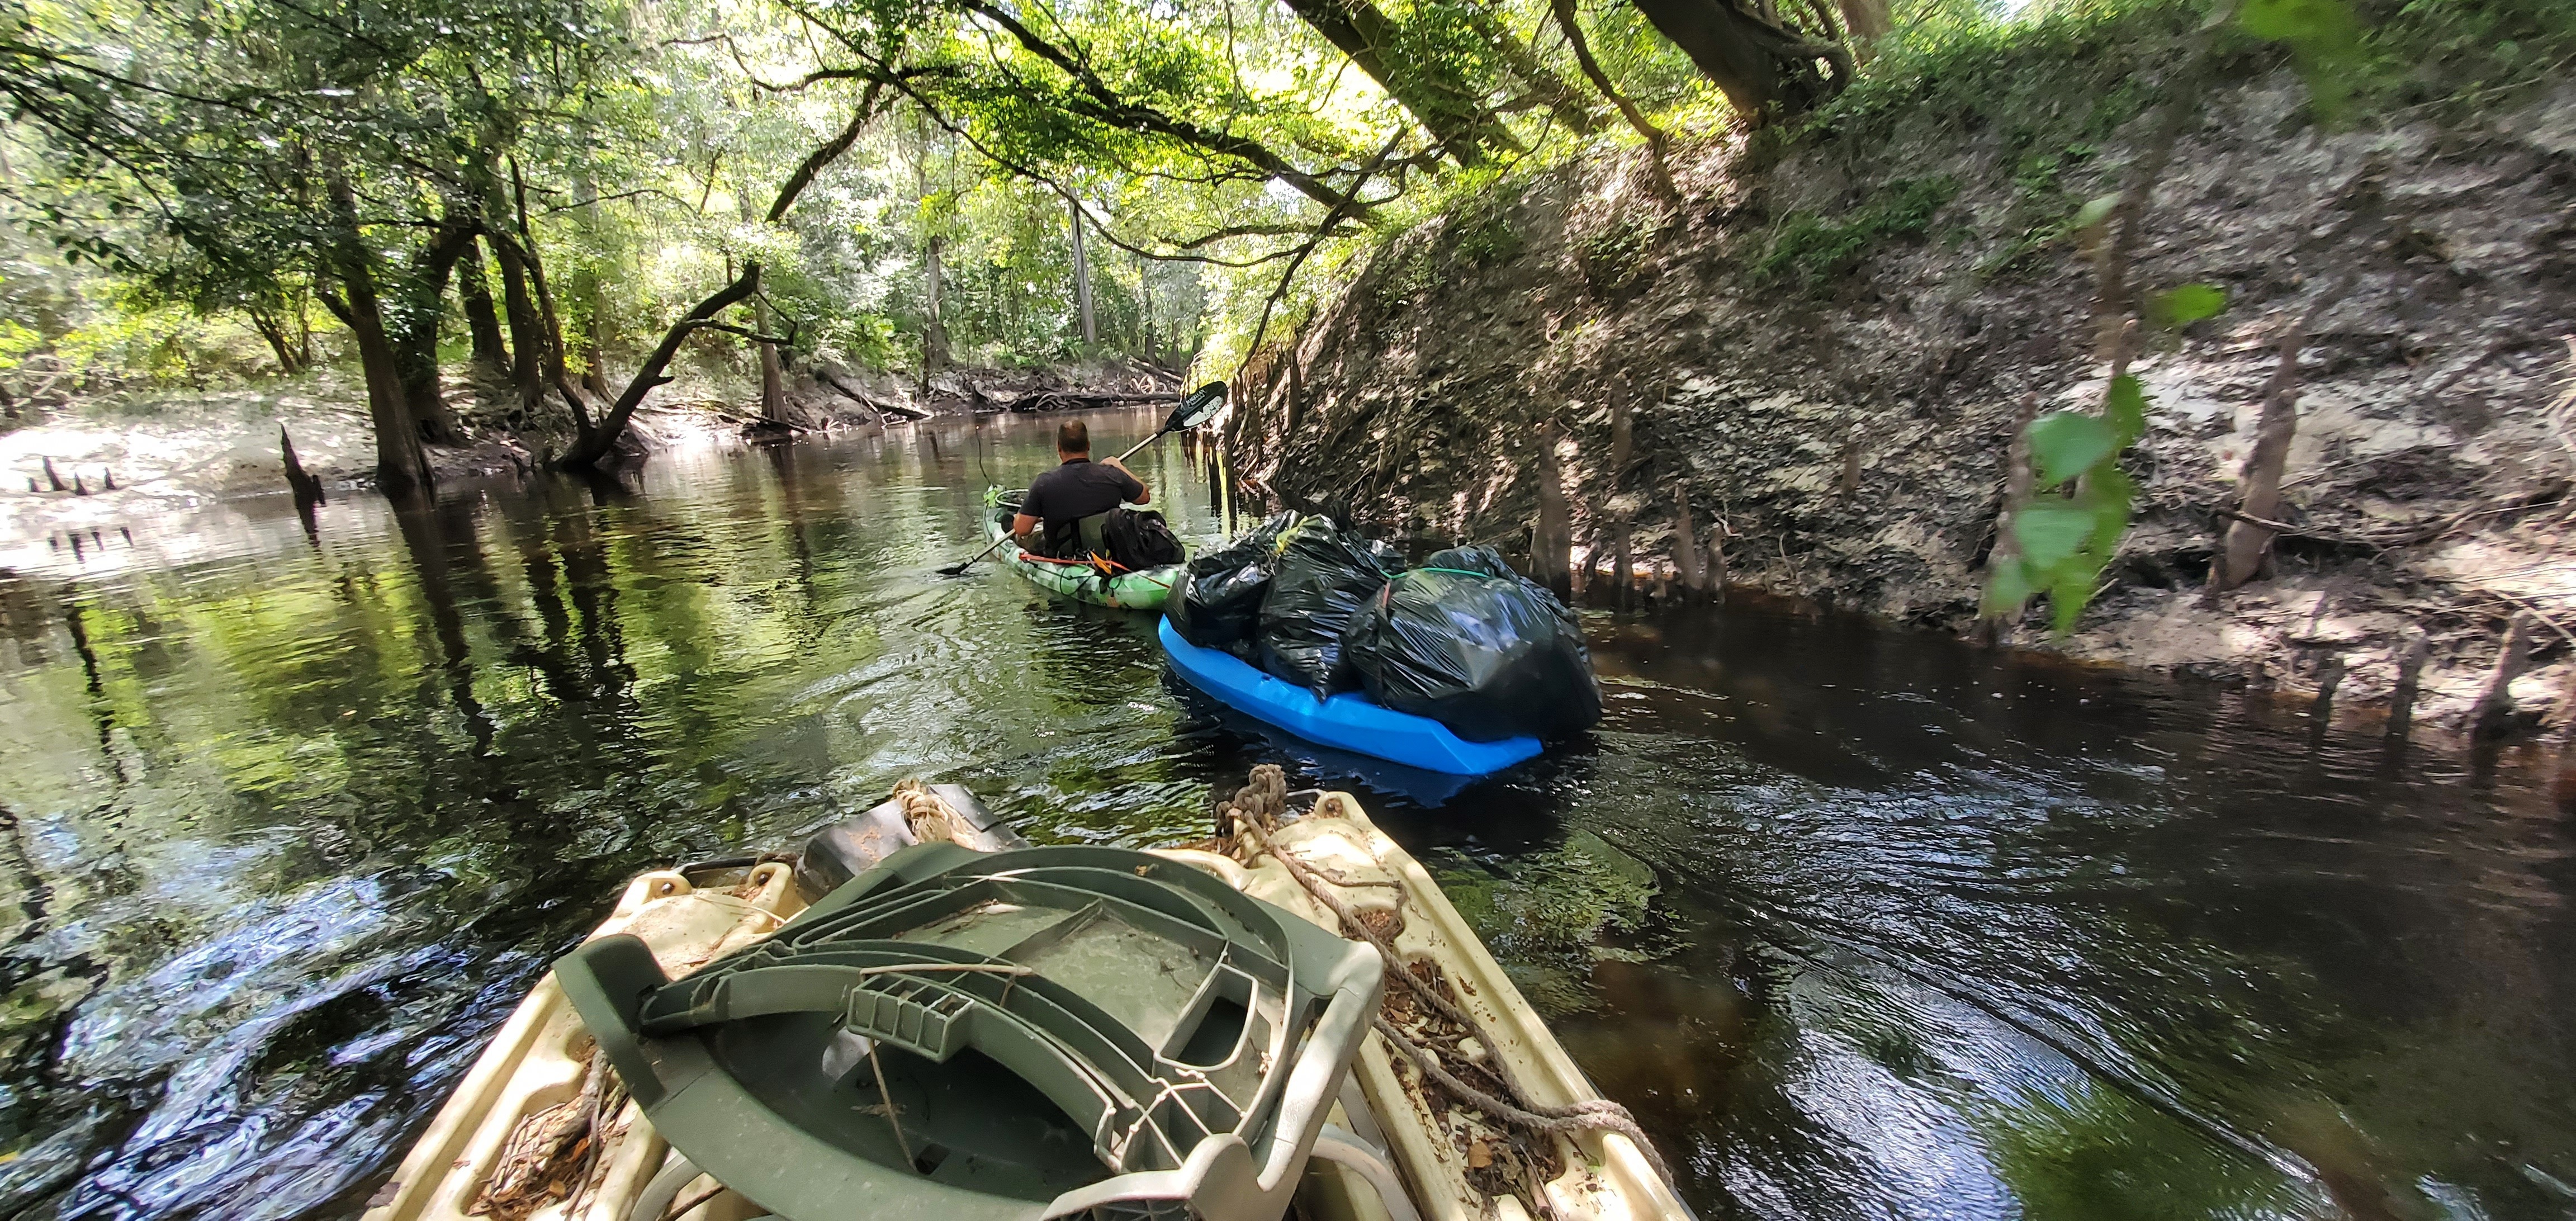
[1167,513,1299,652]
[1256,520,1403,697]
[1102,508,1186,569]
[1341,546,1601,741]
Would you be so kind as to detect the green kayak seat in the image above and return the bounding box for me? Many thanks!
[555,842,1383,1221]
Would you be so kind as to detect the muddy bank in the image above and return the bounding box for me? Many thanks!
[1229,62,2576,737]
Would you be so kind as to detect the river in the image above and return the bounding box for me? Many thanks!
[0,410,2569,1220]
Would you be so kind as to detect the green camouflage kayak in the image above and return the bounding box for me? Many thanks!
[983,496,1183,611]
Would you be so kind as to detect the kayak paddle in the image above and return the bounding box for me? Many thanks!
[1109,381,1229,462]
[940,382,1228,577]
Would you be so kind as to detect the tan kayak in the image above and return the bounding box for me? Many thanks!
[362,775,1690,1221]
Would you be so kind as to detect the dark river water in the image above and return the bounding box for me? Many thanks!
[1,410,2571,1221]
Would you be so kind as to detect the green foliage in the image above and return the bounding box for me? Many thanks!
[2028,411,2119,485]
[1453,208,1524,267]
[2242,0,2364,117]
[1981,366,2157,633]
[1576,210,1665,295]
[2151,282,2228,328]
[1753,176,1957,290]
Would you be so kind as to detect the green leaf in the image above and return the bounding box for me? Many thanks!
[2240,0,2352,43]
[2069,193,2120,232]
[2047,565,2097,635]
[2026,411,2116,486]
[2014,501,2097,570]
[2077,464,2136,556]
[1981,557,2035,619]
[2105,375,2148,448]
[2151,283,2227,328]
[2239,0,2363,121]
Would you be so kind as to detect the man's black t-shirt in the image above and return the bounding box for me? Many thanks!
[1021,458,1144,531]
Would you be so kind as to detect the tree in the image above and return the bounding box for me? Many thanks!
[1628,0,1849,120]
[1277,0,1521,165]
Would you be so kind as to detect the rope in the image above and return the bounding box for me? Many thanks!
[1369,1014,1674,1186]
[892,779,970,846]
[1218,786,1680,1196]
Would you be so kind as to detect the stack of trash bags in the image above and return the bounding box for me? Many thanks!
[1167,513,1601,741]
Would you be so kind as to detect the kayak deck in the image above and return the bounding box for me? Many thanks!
[363,780,1688,1221]
[1158,618,1543,776]
[982,503,1181,611]
[1175,788,1689,1221]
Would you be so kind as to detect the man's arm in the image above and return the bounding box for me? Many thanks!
[1011,512,1040,543]
[1104,457,1150,505]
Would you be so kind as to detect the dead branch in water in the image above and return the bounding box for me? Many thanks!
[2469,613,2537,738]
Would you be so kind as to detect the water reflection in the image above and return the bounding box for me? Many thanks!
[0,412,2568,1220]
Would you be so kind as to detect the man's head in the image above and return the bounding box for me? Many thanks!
[1057,419,1091,458]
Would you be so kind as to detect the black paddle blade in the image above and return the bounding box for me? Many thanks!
[1161,382,1228,434]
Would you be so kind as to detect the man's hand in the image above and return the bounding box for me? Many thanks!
[1011,512,1039,544]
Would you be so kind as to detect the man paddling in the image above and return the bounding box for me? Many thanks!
[1012,419,1151,558]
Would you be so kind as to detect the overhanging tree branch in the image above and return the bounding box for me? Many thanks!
[555,262,765,471]
[768,82,884,221]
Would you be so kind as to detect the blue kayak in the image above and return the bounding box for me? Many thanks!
[1156,618,1543,776]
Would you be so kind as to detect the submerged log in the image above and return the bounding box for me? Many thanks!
[2309,651,2346,728]
[282,427,328,509]
[816,366,930,422]
[2470,614,2536,738]
[2384,633,2428,742]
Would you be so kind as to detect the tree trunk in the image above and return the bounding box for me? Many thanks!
[1278,0,1516,164]
[249,307,304,375]
[1630,0,1842,120]
[510,164,575,403]
[389,217,478,447]
[557,264,763,472]
[1533,423,1571,598]
[1609,380,1634,481]
[494,234,548,414]
[1612,512,1634,608]
[1836,0,1890,55]
[458,238,510,373]
[925,235,951,377]
[1069,197,1097,352]
[322,171,433,498]
[1674,485,1706,596]
[1139,255,1156,363]
[2218,329,2308,589]
[757,300,787,424]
